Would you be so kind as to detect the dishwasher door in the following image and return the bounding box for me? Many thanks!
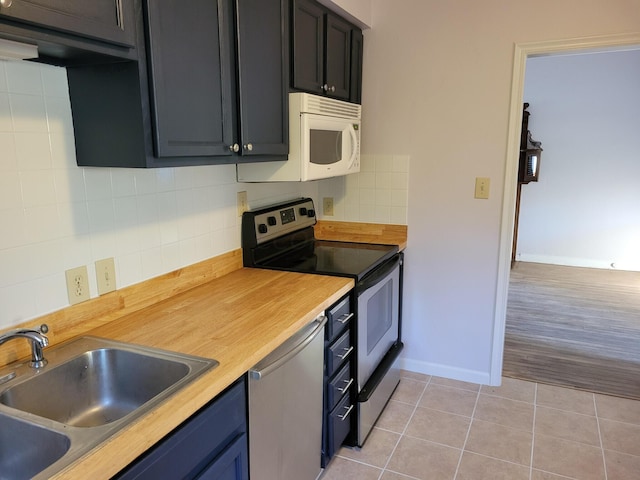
[248,316,327,480]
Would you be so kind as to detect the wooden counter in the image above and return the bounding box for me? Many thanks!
[46,268,352,479]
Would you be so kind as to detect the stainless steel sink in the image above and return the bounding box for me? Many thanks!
[0,336,218,479]
[0,412,70,480]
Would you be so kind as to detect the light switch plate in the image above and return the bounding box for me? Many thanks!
[95,257,116,295]
[475,177,490,199]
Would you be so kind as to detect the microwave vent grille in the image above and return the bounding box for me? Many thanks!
[301,94,361,119]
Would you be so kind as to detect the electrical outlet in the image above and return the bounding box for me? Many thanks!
[95,257,116,295]
[323,197,334,216]
[474,177,490,199]
[65,266,90,305]
[237,191,249,216]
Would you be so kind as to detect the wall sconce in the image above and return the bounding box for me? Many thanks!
[0,38,39,61]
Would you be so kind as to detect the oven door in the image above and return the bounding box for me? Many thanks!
[356,254,400,389]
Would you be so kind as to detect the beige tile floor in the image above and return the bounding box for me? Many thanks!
[321,371,640,480]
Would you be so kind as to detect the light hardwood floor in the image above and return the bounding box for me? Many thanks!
[503,262,640,400]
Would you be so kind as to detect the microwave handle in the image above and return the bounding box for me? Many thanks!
[348,125,358,166]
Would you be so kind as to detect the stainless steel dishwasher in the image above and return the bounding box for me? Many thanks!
[248,315,327,480]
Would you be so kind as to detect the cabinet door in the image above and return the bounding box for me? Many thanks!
[325,13,351,101]
[235,0,288,158]
[0,0,134,47]
[350,28,363,104]
[144,0,236,158]
[291,0,324,95]
[195,433,248,480]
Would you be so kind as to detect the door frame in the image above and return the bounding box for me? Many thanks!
[490,32,640,385]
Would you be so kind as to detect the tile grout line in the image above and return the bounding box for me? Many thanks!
[451,385,481,479]
[593,393,609,480]
[529,382,538,480]
[376,375,432,480]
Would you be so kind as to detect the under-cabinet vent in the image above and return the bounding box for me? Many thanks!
[293,92,361,119]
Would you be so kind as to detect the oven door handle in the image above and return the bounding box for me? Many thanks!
[357,254,401,293]
[249,316,327,380]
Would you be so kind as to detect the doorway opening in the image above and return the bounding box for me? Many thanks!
[491,33,640,392]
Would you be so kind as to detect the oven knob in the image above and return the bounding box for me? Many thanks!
[299,207,308,216]
[307,209,315,218]
[258,224,268,234]
[267,216,277,226]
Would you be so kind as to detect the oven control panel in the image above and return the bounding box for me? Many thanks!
[242,197,317,246]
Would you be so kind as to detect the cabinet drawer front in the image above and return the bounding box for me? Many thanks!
[326,295,352,341]
[327,393,354,458]
[327,361,352,411]
[326,329,352,377]
[195,432,248,480]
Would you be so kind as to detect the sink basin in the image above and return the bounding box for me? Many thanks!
[0,412,69,480]
[0,336,218,479]
[1,347,192,427]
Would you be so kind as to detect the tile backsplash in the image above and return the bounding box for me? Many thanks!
[318,153,410,224]
[0,60,408,330]
[0,61,308,329]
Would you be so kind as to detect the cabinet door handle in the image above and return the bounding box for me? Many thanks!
[0,0,13,7]
[338,404,354,421]
[229,143,240,153]
[330,85,336,92]
[337,313,353,324]
[337,346,353,360]
[337,378,353,394]
[243,143,253,151]
[322,84,328,92]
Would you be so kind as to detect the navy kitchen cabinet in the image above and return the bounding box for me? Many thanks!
[67,0,288,167]
[291,0,361,102]
[114,377,248,480]
[0,0,136,64]
[322,293,356,466]
[349,28,363,104]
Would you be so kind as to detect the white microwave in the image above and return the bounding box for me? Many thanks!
[237,93,361,182]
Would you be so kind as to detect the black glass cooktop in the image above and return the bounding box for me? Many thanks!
[260,240,398,280]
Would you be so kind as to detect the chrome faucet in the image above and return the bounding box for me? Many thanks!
[0,327,49,368]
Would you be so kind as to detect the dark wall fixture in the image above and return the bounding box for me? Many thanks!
[512,103,544,266]
[518,103,543,184]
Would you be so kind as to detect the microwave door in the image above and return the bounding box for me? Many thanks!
[302,114,359,181]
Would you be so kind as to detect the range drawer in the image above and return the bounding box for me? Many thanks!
[326,361,353,411]
[326,329,352,378]
[326,295,353,342]
[327,393,354,459]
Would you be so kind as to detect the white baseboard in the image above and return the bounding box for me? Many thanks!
[399,357,494,386]
[516,253,640,272]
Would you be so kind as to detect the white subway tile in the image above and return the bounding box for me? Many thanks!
[156,168,175,192]
[161,242,181,272]
[117,252,142,288]
[390,206,408,225]
[375,189,392,206]
[54,168,86,203]
[0,133,17,171]
[0,93,12,131]
[5,62,42,96]
[140,246,163,279]
[45,96,74,133]
[0,208,25,250]
[14,132,51,170]
[0,282,38,327]
[10,93,48,132]
[0,62,7,92]
[134,169,157,195]
[41,65,69,98]
[87,199,115,233]
[84,168,113,201]
[24,205,61,243]
[49,133,76,169]
[0,170,21,208]
[57,202,89,236]
[391,189,408,207]
[20,170,57,207]
[34,274,68,315]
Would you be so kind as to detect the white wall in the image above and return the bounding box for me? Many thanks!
[362,0,640,383]
[517,50,640,271]
[0,61,316,330]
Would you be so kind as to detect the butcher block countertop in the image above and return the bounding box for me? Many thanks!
[0,220,406,479]
[51,268,353,479]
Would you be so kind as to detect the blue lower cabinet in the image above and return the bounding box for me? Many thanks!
[115,377,248,480]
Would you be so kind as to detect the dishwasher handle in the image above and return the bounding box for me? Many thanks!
[250,316,327,380]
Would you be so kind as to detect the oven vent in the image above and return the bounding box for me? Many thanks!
[293,92,361,119]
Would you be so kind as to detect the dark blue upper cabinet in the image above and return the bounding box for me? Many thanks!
[235,0,289,158]
[144,0,236,158]
[291,0,362,103]
[68,0,289,167]
[0,0,136,62]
